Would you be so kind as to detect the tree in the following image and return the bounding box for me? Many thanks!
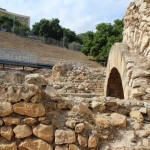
[81,19,124,61]
[81,31,94,56]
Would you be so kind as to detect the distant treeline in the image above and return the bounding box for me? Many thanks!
[0,12,123,61]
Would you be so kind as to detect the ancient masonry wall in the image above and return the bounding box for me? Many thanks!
[123,0,150,58]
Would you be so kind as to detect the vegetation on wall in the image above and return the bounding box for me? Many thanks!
[0,12,30,36]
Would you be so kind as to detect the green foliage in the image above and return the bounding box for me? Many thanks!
[0,12,30,36]
[32,18,63,40]
[81,19,124,61]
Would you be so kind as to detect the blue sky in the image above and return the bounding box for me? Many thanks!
[0,0,133,33]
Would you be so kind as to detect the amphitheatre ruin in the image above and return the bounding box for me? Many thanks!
[0,0,150,149]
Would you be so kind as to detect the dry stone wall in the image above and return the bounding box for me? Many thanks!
[0,67,150,149]
[123,0,150,58]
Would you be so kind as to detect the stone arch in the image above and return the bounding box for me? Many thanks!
[104,43,130,99]
[106,67,124,99]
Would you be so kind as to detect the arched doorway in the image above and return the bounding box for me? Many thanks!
[106,67,124,99]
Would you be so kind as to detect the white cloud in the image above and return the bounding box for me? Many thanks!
[0,0,133,33]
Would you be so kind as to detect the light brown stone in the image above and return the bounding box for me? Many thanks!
[75,123,85,133]
[95,116,110,128]
[13,125,32,138]
[33,124,54,142]
[25,73,48,86]
[77,134,88,148]
[55,145,68,150]
[3,117,20,125]
[13,102,45,117]
[55,129,76,144]
[65,120,76,129]
[18,139,53,150]
[0,142,17,150]
[69,144,80,150]
[22,117,37,125]
[0,102,13,117]
[6,84,42,103]
[0,118,3,125]
[1,126,13,141]
[88,135,98,148]
[130,111,144,122]
[111,113,127,128]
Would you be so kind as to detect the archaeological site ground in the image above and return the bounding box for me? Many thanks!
[0,0,150,149]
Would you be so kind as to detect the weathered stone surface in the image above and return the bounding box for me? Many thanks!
[18,139,53,150]
[0,142,17,150]
[66,120,76,129]
[0,118,3,125]
[13,125,32,138]
[135,130,149,138]
[69,144,80,150]
[6,84,42,103]
[95,115,110,128]
[111,113,127,128]
[55,129,76,144]
[3,117,20,125]
[0,102,13,117]
[1,126,13,141]
[13,102,45,117]
[22,117,37,125]
[33,124,54,142]
[25,73,48,86]
[130,111,144,122]
[88,135,98,148]
[75,123,85,133]
[78,134,88,148]
[55,145,68,150]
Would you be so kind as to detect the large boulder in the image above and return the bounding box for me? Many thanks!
[13,102,45,117]
[6,84,42,103]
[33,124,54,142]
[25,74,48,87]
[18,139,53,150]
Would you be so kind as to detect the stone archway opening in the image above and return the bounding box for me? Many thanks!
[106,67,124,99]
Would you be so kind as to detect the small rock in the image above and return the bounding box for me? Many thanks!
[111,113,127,128]
[75,123,85,133]
[55,129,76,144]
[0,142,17,150]
[78,134,88,148]
[0,102,13,117]
[33,124,54,142]
[22,117,37,125]
[3,117,20,125]
[69,144,80,150]
[13,125,32,138]
[130,111,144,122]
[135,130,149,138]
[1,126,14,141]
[66,120,76,129]
[95,115,110,128]
[55,145,68,150]
[88,135,98,148]
[139,107,147,114]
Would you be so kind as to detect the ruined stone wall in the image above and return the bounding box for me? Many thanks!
[105,0,150,101]
[123,0,150,58]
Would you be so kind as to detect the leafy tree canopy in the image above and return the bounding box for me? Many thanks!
[82,19,123,61]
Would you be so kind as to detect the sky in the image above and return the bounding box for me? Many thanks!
[0,0,133,34]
